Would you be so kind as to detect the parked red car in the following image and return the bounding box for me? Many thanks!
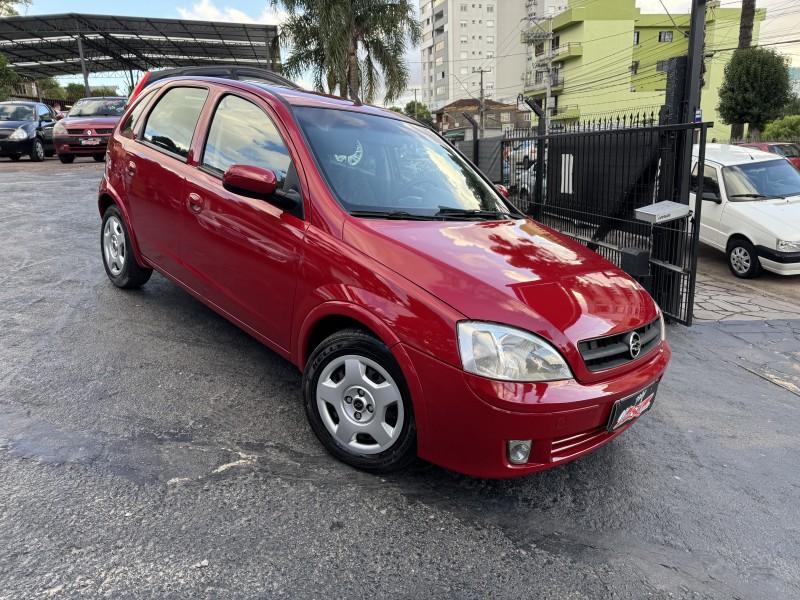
[53,97,127,163]
[739,142,800,169]
[98,77,670,478]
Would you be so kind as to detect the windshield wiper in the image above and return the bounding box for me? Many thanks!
[349,210,438,221]
[729,193,785,199]
[435,207,516,220]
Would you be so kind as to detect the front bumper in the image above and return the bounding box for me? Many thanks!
[54,135,110,155]
[405,341,671,478]
[0,138,32,155]
[756,246,800,275]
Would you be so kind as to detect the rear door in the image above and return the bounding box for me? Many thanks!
[122,85,209,277]
[37,104,56,147]
[180,92,307,351]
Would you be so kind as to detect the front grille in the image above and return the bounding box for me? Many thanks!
[66,143,108,151]
[65,128,112,135]
[0,129,12,140]
[578,318,661,372]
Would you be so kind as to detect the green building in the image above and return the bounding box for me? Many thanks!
[522,0,765,141]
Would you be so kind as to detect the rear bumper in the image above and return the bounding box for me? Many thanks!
[406,341,670,478]
[54,135,110,155]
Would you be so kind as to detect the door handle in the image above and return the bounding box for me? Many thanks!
[186,193,204,214]
[125,161,136,177]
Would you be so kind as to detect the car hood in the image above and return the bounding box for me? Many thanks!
[343,217,658,350]
[0,120,34,130]
[726,196,800,240]
[60,116,121,129]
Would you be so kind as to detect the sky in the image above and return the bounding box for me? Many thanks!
[11,0,800,106]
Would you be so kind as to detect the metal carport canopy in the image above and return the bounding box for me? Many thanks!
[0,13,280,80]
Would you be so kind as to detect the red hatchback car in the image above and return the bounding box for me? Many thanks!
[98,77,670,478]
[739,142,800,169]
[53,97,127,163]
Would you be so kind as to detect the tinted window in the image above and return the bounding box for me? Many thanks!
[774,144,800,158]
[723,160,800,199]
[691,164,720,197]
[201,95,292,188]
[142,87,208,159]
[120,89,157,139]
[0,104,34,121]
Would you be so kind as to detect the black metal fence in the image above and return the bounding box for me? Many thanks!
[500,113,710,325]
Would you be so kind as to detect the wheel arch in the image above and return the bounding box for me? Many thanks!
[296,301,430,457]
[726,232,753,252]
[98,192,148,267]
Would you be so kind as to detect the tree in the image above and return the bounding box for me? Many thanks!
[717,48,792,139]
[36,78,66,100]
[403,100,434,127]
[762,115,800,140]
[92,86,120,96]
[0,53,18,101]
[272,0,420,104]
[65,83,87,101]
[780,94,800,118]
[0,0,31,16]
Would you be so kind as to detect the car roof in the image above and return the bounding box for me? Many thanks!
[741,141,797,147]
[76,96,127,101]
[693,143,784,166]
[0,101,38,106]
[145,65,300,90]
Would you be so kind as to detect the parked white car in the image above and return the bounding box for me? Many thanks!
[691,144,800,278]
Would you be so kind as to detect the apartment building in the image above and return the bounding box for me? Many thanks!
[419,0,527,111]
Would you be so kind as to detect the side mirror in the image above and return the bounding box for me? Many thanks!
[222,165,300,211]
[701,191,721,203]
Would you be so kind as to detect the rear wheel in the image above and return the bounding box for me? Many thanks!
[303,329,417,473]
[727,238,762,279]
[29,138,44,162]
[58,154,75,164]
[93,153,105,162]
[101,205,153,289]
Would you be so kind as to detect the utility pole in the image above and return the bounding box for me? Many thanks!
[472,67,491,139]
[413,88,418,121]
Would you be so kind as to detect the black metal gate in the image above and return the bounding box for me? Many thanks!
[501,116,710,325]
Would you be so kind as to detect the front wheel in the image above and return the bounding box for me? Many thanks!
[101,205,153,289]
[727,238,762,279]
[58,154,75,164]
[303,329,417,473]
[29,138,44,162]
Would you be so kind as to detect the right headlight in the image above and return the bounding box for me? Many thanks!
[53,121,67,135]
[777,240,800,253]
[457,321,573,382]
[8,127,28,141]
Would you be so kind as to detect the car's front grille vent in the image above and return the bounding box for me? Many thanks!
[66,128,83,134]
[95,128,113,135]
[66,128,113,135]
[578,318,661,372]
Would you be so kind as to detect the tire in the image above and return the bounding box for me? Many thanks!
[93,153,105,162]
[303,328,417,473]
[727,238,762,279]
[101,205,153,289]
[29,138,44,162]
[9,154,21,162]
[58,154,75,164]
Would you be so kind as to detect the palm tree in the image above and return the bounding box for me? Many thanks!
[272,0,420,104]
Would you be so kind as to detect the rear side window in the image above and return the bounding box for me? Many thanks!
[142,87,209,160]
[201,94,292,188]
[120,89,156,139]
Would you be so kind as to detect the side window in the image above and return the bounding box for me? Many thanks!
[201,94,292,189]
[142,87,209,160]
[703,166,721,197]
[120,89,157,139]
[37,104,51,120]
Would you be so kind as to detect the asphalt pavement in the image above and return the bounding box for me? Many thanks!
[1,158,798,599]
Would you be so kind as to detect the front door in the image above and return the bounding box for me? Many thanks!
[180,93,307,352]
[690,162,726,249]
[123,86,209,276]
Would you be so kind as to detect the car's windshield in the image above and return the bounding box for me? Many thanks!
[722,159,800,200]
[294,106,515,220]
[0,104,34,121]
[68,98,126,117]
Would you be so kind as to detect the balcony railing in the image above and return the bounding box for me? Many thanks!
[552,42,582,59]
[525,76,564,92]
